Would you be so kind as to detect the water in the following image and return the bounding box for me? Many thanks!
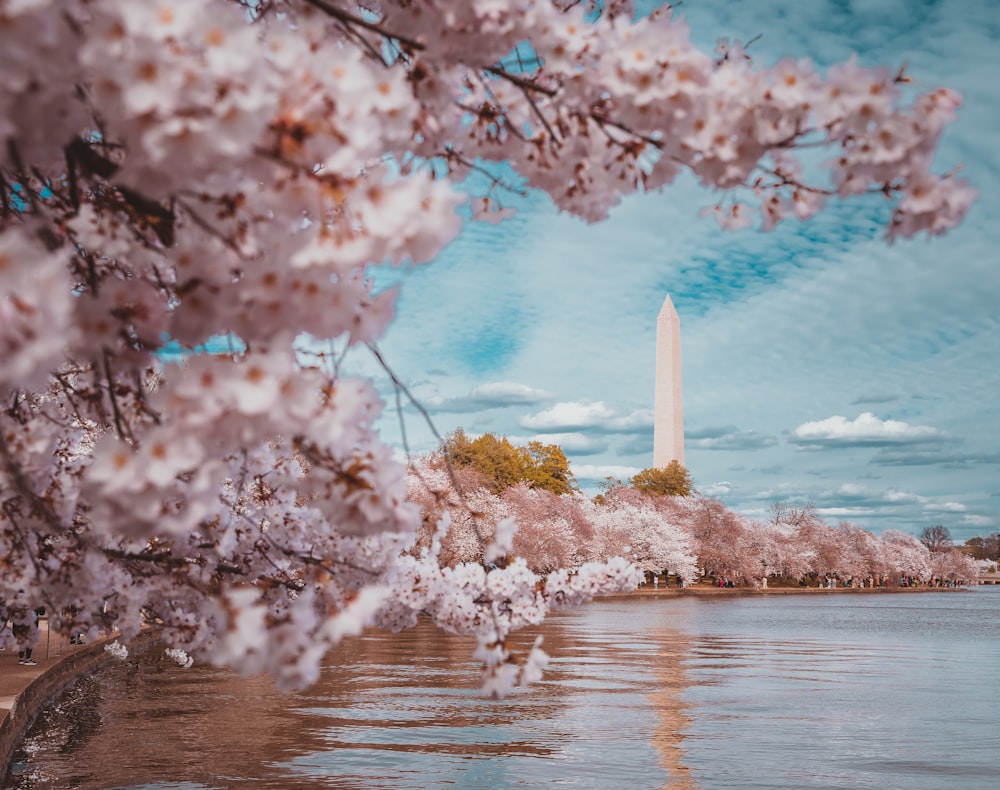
[5,587,999,789]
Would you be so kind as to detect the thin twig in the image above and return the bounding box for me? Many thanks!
[102,349,128,441]
[300,0,425,51]
[365,342,494,549]
[484,65,558,97]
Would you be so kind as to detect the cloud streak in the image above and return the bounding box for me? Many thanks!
[521,401,654,434]
[571,463,642,486]
[687,425,779,451]
[526,432,610,456]
[426,381,553,412]
[791,413,949,447]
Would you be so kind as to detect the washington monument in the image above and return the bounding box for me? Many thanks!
[653,294,685,467]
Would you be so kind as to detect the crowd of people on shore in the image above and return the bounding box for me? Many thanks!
[633,570,977,591]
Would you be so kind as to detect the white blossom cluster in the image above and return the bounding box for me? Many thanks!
[375,515,641,697]
[0,0,973,694]
[104,640,129,661]
[164,647,194,668]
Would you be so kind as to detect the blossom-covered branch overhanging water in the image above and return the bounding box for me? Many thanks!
[0,0,974,696]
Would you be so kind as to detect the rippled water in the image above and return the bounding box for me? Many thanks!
[5,587,999,789]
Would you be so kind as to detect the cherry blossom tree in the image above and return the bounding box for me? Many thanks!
[831,522,886,586]
[743,521,814,583]
[880,530,933,583]
[684,497,756,582]
[583,491,698,581]
[405,461,505,567]
[502,484,593,572]
[0,0,974,694]
[929,549,978,585]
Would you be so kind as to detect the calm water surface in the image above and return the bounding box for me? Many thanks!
[5,587,999,789]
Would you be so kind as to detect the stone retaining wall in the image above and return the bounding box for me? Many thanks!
[0,631,159,783]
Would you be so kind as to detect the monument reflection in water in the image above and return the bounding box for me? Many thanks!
[5,588,999,790]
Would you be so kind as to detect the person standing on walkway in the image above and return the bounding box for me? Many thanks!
[12,607,40,666]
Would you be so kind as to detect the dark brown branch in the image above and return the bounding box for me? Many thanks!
[440,149,527,196]
[174,197,246,257]
[484,65,558,97]
[52,373,91,426]
[300,0,425,51]
[476,70,562,147]
[102,548,174,563]
[102,349,128,441]
[0,169,15,220]
[589,111,664,149]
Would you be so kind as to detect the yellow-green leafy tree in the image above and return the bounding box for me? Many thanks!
[519,441,577,495]
[630,460,693,498]
[442,430,577,495]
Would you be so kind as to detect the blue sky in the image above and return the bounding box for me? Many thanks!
[353,0,999,543]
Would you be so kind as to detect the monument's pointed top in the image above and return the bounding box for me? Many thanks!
[654,291,684,467]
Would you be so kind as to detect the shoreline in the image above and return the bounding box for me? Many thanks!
[0,624,157,783]
[616,583,972,598]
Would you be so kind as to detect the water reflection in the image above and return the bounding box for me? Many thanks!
[648,628,696,790]
[279,611,679,788]
[5,589,1000,790]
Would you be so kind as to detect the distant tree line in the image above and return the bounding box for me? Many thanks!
[408,432,980,587]
[920,524,1000,561]
[962,532,1000,560]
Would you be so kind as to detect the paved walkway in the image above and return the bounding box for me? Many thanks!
[0,618,121,782]
[0,618,93,720]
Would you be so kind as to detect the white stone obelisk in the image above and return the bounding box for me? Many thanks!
[653,294,684,468]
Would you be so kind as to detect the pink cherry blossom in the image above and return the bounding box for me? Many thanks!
[0,0,976,696]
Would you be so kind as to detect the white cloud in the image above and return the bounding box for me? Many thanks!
[688,426,778,451]
[836,483,871,497]
[472,381,552,403]
[528,432,610,455]
[883,489,926,504]
[825,483,925,506]
[521,401,653,434]
[426,381,552,412]
[851,393,900,405]
[816,507,874,517]
[702,481,733,496]
[792,413,948,446]
[521,401,615,431]
[571,463,642,484]
[961,514,994,527]
[606,409,656,432]
[747,483,804,501]
[924,502,968,513]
